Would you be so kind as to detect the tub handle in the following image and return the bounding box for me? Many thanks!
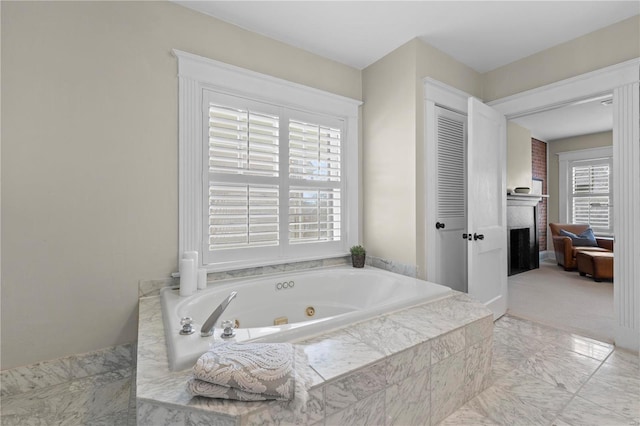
[179,317,195,335]
[221,320,236,339]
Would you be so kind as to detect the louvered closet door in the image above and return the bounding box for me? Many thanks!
[434,106,467,292]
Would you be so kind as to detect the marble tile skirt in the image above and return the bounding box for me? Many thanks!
[0,343,137,425]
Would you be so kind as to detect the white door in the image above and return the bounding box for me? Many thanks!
[433,107,467,292]
[467,98,507,319]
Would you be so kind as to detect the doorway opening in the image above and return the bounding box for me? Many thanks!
[503,92,615,342]
[426,58,639,350]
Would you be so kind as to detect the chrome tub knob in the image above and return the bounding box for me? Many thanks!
[179,317,195,335]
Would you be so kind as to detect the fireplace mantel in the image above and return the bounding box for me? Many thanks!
[507,193,547,207]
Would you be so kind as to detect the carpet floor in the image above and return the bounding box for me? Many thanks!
[507,259,614,343]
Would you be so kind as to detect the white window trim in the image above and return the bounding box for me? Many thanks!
[173,49,361,272]
[558,146,613,235]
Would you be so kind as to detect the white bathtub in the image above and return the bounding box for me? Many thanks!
[161,266,452,371]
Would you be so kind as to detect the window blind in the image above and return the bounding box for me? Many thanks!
[289,188,341,244]
[288,118,342,244]
[208,105,279,178]
[208,184,279,250]
[206,97,344,256]
[289,119,341,182]
[570,161,612,232]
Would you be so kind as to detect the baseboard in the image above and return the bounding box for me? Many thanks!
[614,326,640,353]
[540,250,556,262]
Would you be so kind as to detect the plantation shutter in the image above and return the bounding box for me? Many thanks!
[208,105,279,177]
[203,90,346,263]
[288,119,342,244]
[208,184,279,250]
[570,158,612,233]
[207,98,281,253]
[436,108,466,219]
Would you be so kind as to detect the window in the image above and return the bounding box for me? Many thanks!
[558,147,613,235]
[174,50,360,271]
[570,158,612,232]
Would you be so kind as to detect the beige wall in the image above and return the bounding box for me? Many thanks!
[414,40,482,278]
[1,1,361,369]
[415,40,483,99]
[547,131,613,249]
[507,122,533,191]
[362,38,482,276]
[362,41,418,267]
[483,15,640,101]
[2,1,637,369]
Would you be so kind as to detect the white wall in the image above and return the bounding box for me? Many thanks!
[0,1,361,369]
[507,122,533,191]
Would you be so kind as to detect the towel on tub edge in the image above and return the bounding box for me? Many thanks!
[187,342,312,408]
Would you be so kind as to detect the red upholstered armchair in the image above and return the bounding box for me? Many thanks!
[549,223,613,270]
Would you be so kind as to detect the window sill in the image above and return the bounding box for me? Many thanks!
[171,252,350,278]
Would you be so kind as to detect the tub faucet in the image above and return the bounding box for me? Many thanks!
[200,291,237,337]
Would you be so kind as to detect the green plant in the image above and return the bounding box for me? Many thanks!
[350,245,366,256]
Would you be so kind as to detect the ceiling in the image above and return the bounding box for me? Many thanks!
[512,96,614,142]
[175,1,636,140]
[175,1,639,73]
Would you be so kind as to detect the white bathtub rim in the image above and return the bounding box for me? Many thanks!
[161,265,453,371]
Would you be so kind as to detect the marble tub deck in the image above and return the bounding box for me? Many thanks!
[136,286,494,425]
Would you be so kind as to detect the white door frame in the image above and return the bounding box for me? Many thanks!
[423,78,474,284]
[489,58,640,352]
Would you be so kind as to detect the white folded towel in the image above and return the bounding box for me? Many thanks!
[187,342,312,407]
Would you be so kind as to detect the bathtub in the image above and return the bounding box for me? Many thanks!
[161,266,452,371]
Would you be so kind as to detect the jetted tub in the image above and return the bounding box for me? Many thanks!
[161,266,453,371]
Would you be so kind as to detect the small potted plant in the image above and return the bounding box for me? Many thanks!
[350,245,366,268]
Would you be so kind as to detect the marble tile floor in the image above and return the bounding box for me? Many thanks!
[1,314,637,425]
[440,315,639,426]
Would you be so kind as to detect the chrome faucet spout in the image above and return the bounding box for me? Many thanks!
[200,291,237,337]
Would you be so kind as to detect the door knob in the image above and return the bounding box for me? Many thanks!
[462,233,471,240]
[473,233,484,241]
[435,222,445,230]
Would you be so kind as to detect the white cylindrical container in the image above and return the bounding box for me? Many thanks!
[183,251,198,269]
[197,268,207,290]
[179,258,196,297]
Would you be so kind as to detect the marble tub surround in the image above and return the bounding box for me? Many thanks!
[136,286,494,425]
[441,315,639,426]
[365,255,418,278]
[0,343,137,425]
[139,256,350,298]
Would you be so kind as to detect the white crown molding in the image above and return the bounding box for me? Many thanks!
[488,58,640,118]
[556,146,613,162]
[423,77,475,113]
[172,49,362,118]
